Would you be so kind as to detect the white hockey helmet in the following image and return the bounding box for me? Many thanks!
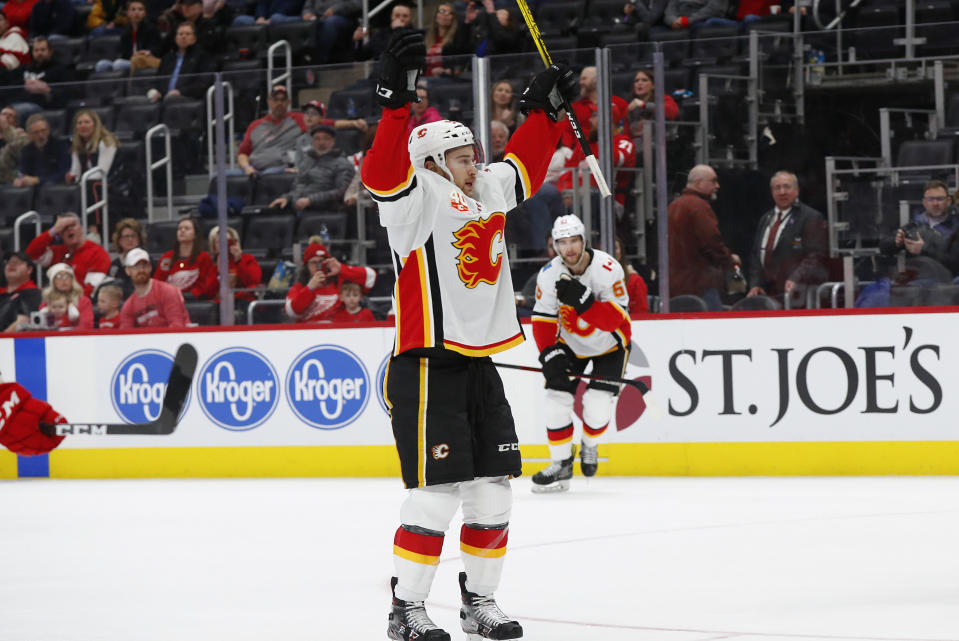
[552,214,586,244]
[408,120,479,181]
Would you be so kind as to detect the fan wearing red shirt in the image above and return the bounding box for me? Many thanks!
[26,213,111,297]
[285,239,377,322]
[327,280,376,322]
[207,225,262,304]
[154,216,216,299]
[560,66,629,149]
[558,104,636,206]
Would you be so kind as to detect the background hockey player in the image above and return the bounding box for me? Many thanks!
[360,28,577,641]
[0,379,66,456]
[530,214,632,492]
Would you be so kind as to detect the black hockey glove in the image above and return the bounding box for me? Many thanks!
[538,343,575,392]
[555,277,595,315]
[518,62,578,122]
[375,29,426,109]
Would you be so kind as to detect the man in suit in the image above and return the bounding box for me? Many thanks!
[746,170,828,306]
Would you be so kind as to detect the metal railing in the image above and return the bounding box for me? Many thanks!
[267,40,292,96]
[79,166,108,247]
[145,123,173,222]
[14,211,43,288]
[206,81,236,176]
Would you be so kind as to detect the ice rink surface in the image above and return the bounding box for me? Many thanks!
[2,475,958,641]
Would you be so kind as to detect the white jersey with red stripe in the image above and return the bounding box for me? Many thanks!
[531,248,631,357]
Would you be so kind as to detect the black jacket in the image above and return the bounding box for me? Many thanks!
[121,18,164,58]
[747,201,828,295]
[156,44,215,100]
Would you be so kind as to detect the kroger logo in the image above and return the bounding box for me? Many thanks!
[286,345,370,430]
[375,354,390,416]
[197,347,279,431]
[111,350,191,424]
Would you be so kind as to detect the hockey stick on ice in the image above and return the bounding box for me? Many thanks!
[493,362,649,394]
[39,343,198,436]
[515,0,612,198]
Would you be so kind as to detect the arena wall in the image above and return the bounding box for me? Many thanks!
[2,308,958,479]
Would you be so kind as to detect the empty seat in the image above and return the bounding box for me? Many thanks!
[114,103,160,140]
[84,71,127,103]
[686,25,740,66]
[731,295,781,311]
[225,25,269,60]
[146,220,179,254]
[162,99,205,135]
[429,82,474,119]
[185,300,220,326]
[895,140,955,180]
[244,214,296,258]
[533,1,583,36]
[210,174,255,204]
[267,20,316,59]
[84,35,122,62]
[128,67,159,98]
[668,294,709,312]
[647,30,692,67]
[917,0,958,56]
[51,37,86,68]
[297,212,347,243]
[252,173,295,206]
[0,186,35,225]
[35,184,80,218]
[327,87,374,119]
[852,2,902,60]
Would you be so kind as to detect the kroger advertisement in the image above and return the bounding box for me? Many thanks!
[2,309,957,455]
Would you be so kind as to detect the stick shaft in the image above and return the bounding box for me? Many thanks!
[493,362,648,394]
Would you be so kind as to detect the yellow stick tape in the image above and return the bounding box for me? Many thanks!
[28,441,959,479]
[515,0,551,66]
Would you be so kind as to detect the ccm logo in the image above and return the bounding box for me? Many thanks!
[58,424,107,435]
[497,443,519,452]
[432,444,450,460]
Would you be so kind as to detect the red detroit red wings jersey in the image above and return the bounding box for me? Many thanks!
[362,107,562,357]
[531,248,631,357]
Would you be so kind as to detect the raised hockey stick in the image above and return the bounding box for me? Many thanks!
[39,343,198,436]
[493,362,649,394]
[515,0,612,198]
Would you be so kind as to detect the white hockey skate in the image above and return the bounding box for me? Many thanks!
[387,577,451,641]
[530,445,576,493]
[458,572,523,640]
[580,440,598,477]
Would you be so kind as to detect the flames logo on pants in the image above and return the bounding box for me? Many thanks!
[451,212,507,289]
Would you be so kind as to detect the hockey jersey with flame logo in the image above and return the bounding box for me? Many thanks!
[531,249,631,357]
[361,106,562,357]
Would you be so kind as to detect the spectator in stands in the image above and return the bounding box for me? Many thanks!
[0,251,41,332]
[285,238,376,322]
[665,0,738,31]
[353,2,412,62]
[233,0,303,24]
[206,224,262,307]
[269,124,353,214]
[106,218,146,297]
[0,12,30,77]
[38,263,94,330]
[461,0,521,57]
[879,179,959,272]
[625,68,679,138]
[26,213,111,296]
[301,0,360,64]
[97,0,163,73]
[237,84,306,176]
[623,0,669,29]
[782,1,811,16]
[120,247,190,328]
[66,109,118,204]
[490,80,523,133]
[406,87,442,134]
[2,0,40,31]
[328,280,376,322]
[28,0,76,38]
[746,170,827,305]
[94,281,124,328]
[424,2,470,78]
[293,99,366,167]
[489,119,508,163]
[615,236,650,315]
[148,21,214,102]
[88,0,127,35]
[154,215,216,300]
[14,37,70,113]
[14,114,69,187]
[558,104,635,207]
[667,164,740,310]
[563,66,629,149]
[0,106,30,183]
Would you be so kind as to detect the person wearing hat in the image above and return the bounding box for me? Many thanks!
[293,100,367,167]
[0,251,41,332]
[119,248,190,329]
[284,237,376,322]
[26,212,111,297]
[237,84,306,176]
[269,124,354,214]
[38,262,94,330]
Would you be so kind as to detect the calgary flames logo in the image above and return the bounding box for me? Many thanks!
[559,305,596,337]
[451,212,506,289]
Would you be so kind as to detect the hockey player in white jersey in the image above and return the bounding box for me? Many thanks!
[530,214,632,492]
[360,29,578,641]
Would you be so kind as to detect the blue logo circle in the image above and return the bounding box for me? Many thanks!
[111,349,191,424]
[197,347,279,431]
[286,345,370,430]
[375,354,390,416]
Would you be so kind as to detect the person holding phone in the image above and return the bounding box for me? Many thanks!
[879,179,959,272]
